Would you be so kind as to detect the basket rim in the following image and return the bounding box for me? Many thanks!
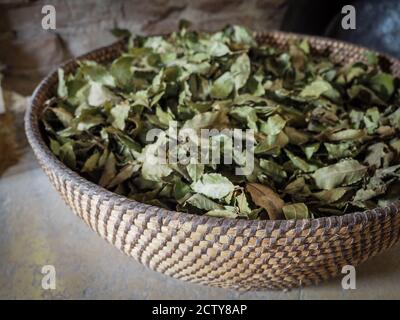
[25,30,400,230]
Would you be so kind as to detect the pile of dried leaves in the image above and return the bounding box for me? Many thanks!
[41,22,400,220]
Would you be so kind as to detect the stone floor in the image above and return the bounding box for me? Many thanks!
[1,148,400,300]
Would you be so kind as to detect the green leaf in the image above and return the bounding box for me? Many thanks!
[186,193,222,211]
[155,106,175,128]
[88,82,114,107]
[183,111,219,130]
[303,142,320,160]
[139,134,173,181]
[82,151,100,173]
[236,191,251,215]
[282,203,309,219]
[174,180,191,202]
[191,173,234,199]
[99,152,116,187]
[230,25,256,47]
[259,159,287,183]
[327,129,366,141]
[313,187,349,203]
[363,107,380,134]
[210,72,234,99]
[52,107,73,127]
[231,53,251,90]
[209,41,231,57]
[300,79,339,101]
[110,55,134,86]
[206,209,238,219]
[284,176,310,195]
[108,163,139,188]
[255,132,289,155]
[365,142,393,168]
[324,142,357,159]
[369,73,394,98]
[365,51,378,65]
[312,159,367,190]
[285,149,318,172]
[261,114,286,136]
[229,106,258,131]
[348,84,386,105]
[59,141,76,169]
[353,165,400,202]
[111,102,130,130]
[57,68,68,98]
[187,163,204,182]
[49,138,61,156]
[80,61,115,87]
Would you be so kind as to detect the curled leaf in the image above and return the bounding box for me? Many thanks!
[313,159,367,190]
[282,203,309,219]
[246,183,284,220]
[191,173,234,200]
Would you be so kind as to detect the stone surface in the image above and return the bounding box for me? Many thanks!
[0,90,29,177]
[1,148,400,299]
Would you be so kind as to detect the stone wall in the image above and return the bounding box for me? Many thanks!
[0,0,287,95]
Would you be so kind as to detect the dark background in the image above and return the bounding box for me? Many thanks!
[283,0,400,58]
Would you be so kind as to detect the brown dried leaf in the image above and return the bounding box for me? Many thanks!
[246,183,284,220]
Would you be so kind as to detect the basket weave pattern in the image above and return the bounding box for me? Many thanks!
[25,32,400,290]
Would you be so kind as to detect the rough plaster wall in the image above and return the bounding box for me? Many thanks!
[0,0,287,95]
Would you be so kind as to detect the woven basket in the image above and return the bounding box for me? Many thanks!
[25,31,400,291]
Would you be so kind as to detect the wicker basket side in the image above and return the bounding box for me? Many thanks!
[36,163,400,290]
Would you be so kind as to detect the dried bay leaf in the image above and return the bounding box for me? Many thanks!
[235,191,251,215]
[365,142,393,168]
[313,187,350,203]
[99,152,117,187]
[82,151,100,173]
[52,107,73,128]
[59,141,76,169]
[327,129,366,142]
[183,111,219,130]
[206,209,238,219]
[111,101,130,130]
[369,73,395,99]
[261,114,286,136]
[210,72,234,99]
[191,173,234,200]
[246,183,284,220]
[107,163,140,188]
[259,159,287,183]
[231,53,251,90]
[285,149,318,173]
[185,193,222,211]
[313,159,367,190]
[185,162,204,182]
[282,203,309,219]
